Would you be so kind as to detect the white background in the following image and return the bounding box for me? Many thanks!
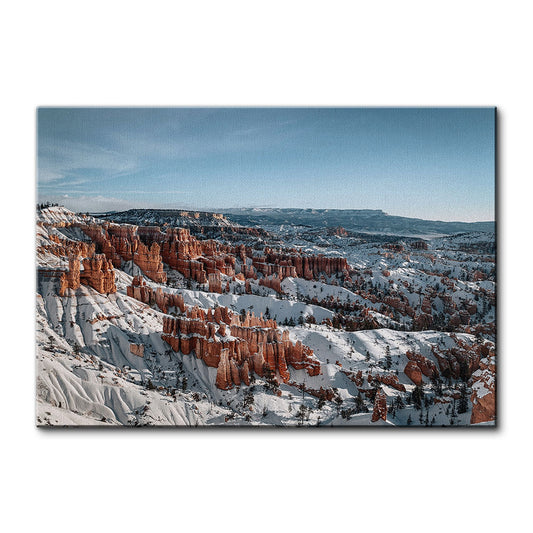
[1,1,530,532]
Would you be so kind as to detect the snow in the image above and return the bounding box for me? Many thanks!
[35,206,495,426]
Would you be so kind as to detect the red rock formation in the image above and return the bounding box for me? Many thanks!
[81,254,117,294]
[127,276,188,314]
[470,352,496,424]
[260,249,349,280]
[259,275,282,293]
[404,360,423,385]
[41,233,96,260]
[368,372,406,392]
[133,241,167,283]
[466,302,478,315]
[371,389,387,422]
[161,304,320,390]
[405,351,438,378]
[472,270,486,282]
[430,338,484,380]
[60,253,116,295]
[327,226,350,237]
[414,312,433,330]
[215,349,233,390]
[78,223,167,281]
[208,271,222,293]
[59,257,81,296]
[130,344,144,357]
[289,382,336,401]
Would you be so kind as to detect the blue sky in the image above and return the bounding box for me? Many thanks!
[37,107,495,221]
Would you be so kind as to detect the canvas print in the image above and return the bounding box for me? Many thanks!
[36,107,496,426]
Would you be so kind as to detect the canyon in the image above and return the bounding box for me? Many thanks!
[36,206,496,426]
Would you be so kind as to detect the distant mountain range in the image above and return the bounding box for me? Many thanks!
[221,208,494,237]
[99,208,234,229]
[98,208,494,238]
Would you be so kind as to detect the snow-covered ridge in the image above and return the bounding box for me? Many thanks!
[99,208,238,229]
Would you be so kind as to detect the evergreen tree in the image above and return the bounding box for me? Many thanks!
[412,385,424,410]
[458,384,469,414]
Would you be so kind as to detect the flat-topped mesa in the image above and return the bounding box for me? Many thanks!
[161,305,320,390]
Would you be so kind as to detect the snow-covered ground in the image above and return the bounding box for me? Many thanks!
[35,206,495,426]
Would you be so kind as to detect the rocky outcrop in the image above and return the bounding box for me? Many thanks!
[368,372,406,392]
[59,254,116,295]
[81,254,117,294]
[410,240,428,250]
[404,360,423,386]
[129,344,144,357]
[472,270,486,282]
[430,337,484,380]
[161,304,320,390]
[327,226,350,237]
[258,275,282,293]
[133,241,167,283]
[40,233,96,259]
[208,272,222,293]
[414,312,433,330]
[127,276,186,314]
[470,352,496,424]
[59,257,81,296]
[79,223,166,282]
[371,389,387,422]
[257,249,349,280]
[405,351,438,378]
[79,221,352,291]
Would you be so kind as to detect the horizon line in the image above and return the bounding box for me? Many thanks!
[38,201,495,225]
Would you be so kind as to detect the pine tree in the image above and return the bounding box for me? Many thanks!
[412,385,424,410]
[458,384,469,414]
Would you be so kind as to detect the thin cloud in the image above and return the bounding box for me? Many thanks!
[38,140,139,183]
